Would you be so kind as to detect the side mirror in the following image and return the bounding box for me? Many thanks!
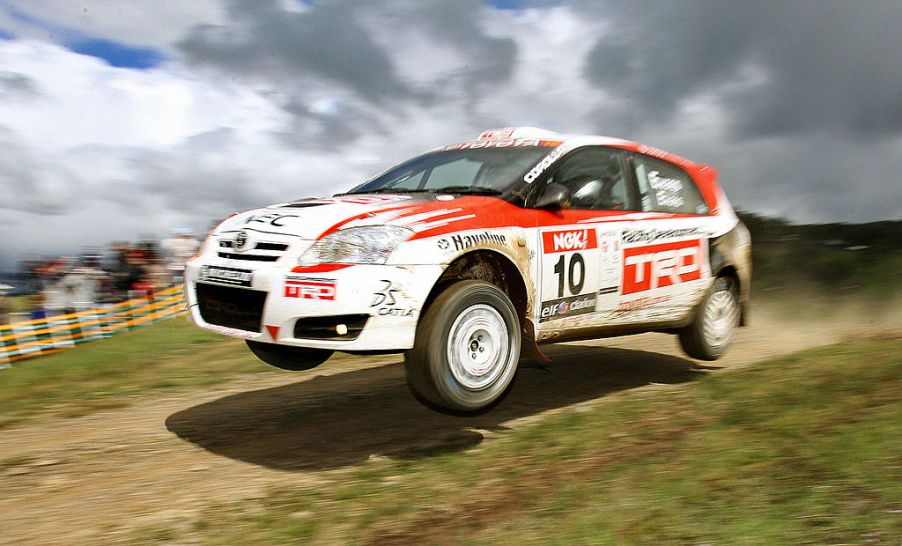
[534,183,572,210]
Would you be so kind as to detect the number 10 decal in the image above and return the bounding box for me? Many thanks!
[539,228,599,323]
[553,253,585,297]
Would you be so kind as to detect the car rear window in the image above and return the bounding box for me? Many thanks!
[632,154,709,215]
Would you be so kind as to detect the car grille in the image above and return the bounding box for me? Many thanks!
[218,240,288,262]
[196,283,266,332]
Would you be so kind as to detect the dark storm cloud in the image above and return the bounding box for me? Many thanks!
[178,0,517,111]
[575,0,902,221]
[0,126,71,215]
[125,128,283,217]
[178,0,413,104]
[274,98,376,150]
[372,0,517,90]
[0,71,39,99]
[581,0,902,139]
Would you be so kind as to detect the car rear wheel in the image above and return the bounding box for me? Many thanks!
[245,340,333,371]
[405,280,521,413]
[678,276,740,361]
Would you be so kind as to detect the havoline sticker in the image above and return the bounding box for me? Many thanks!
[199,265,253,287]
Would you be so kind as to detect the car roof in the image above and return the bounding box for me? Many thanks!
[470,127,724,214]
[474,126,698,169]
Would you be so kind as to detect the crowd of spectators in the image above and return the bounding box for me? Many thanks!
[0,230,200,323]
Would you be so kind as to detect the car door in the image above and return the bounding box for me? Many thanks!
[612,152,715,324]
[533,147,635,329]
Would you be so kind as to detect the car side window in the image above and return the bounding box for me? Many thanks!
[548,148,629,210]
[632,155,709,215]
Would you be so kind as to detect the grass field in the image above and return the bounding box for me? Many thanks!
[132,336,901,545]
[1,216,900,544]
[0,319,263,427]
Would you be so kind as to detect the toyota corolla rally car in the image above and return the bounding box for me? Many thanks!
[186,127,750,412]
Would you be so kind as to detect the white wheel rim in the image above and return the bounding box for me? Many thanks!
[447,303,510,391]
[703,283,739,348]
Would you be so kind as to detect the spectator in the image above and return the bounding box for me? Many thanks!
[55,254,105,312]
[124,249,152,296]
[0,283,12,324]
[160,228,200,285]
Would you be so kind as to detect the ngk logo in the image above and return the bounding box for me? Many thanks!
[622,239,703,294]
[284,279,336,300]
[543,229,598,253]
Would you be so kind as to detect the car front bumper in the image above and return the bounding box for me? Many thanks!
[185,259,444,351]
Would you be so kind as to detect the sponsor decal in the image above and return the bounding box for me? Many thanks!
[370,280,398,307]
[622,227,699,245]
[542,228,598,254]
[616,294,671,313]
[478,128,515,140]
[598,286,618,295]
[523,145,565,183]
[648,170,683,193]
[243,213,298,227]
[442,138,560,151]
[438,232,507,252]
[539,293,597,322]
[622,239,702,295]
[648,170,686,209]
[334,195,411,205]
[199,265,253,287]
[284,277,336,300]
[370,280,416,317]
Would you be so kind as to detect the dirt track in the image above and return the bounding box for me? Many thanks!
[0,306,898,545]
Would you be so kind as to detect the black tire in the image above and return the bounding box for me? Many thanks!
[245,340,333,371]
[678,276,740,361]
[405,280,521,413]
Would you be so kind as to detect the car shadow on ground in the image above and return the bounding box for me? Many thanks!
[166,344,717,472]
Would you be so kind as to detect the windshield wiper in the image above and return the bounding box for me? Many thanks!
[341,186,501,196]
[345,187,433,194]
[432,186,502,195]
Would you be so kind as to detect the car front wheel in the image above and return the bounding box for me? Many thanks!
[678,276,740,361]
[405,280,521,413]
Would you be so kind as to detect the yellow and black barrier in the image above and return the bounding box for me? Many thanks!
[0,286,186,367]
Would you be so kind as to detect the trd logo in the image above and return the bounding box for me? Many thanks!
[622,239,702,294]
[543,229,598,253]
[284,280,336,300]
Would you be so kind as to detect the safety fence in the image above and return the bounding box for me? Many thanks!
[0,286,186,368]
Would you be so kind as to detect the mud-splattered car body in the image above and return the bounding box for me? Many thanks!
[185,127,750,411]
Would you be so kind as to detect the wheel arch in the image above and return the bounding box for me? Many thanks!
[426,250,529,318]
[422,250,538,352]
[709,221,752,327]
[711,264,747,326]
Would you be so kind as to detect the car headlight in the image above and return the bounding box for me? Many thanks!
[298,226,413,266]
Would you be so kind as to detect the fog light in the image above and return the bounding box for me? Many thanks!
[336,323,348,336]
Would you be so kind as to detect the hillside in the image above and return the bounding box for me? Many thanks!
[737,212,902,301]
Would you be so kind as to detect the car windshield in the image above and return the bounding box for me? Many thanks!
[345,146,554,195]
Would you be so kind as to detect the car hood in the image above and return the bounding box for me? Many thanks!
[213,193,517,240]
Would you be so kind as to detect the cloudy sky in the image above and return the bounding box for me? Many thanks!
[1,0,900,261]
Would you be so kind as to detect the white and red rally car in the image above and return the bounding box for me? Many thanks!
[186,127,750,412]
